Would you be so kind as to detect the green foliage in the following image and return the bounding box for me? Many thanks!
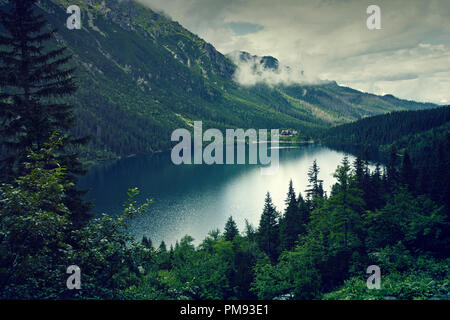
[328,157,365,249]
[224,216,239,242]
[0,0,91,224]
[305,160,324,202]
[322,106,450,150]
[0,138,152,299]
[365,189,446,253]
[2,142,449,299]
[119,156,449,301]
[250,155,448,300]
[0,2,447,297]
[280,180,306,251]
[142,236,153,249]
[252,246,322,300]
[257,193,281,262]
[323,255,450,300]
[323,105,450,251]
[0,135,73,299]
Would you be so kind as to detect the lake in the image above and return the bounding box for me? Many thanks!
[78,144,362,246]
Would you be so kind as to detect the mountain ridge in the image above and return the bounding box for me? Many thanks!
[22,0,439,160]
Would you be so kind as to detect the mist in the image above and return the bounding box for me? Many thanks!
[228,51,321,86]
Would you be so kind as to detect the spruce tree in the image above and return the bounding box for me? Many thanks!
[257,192,280,262]
[224,216,239,241]
[306,160,323,200]
[158,241,171,270]
[353,153,372,209]
[159,241,167,252]
[400,150,416,192]
[280,180,302,251]
[366,163,385,210]
[386,146,399,189]
[142,236,153,249]
[331,157,365,248]
[305,160,324,210]
[0,0,90,223]
[297,192,309,233]
[244,219,256,243]
[353,154,365,188]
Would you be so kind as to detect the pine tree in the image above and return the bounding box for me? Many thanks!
[366,163,385,210]
[306,160,323,199]
[331,156,365,248]
[305,160,324,210]
[297,192,310,232]
[142,236,153,249]
[257,192,280,262]
[400,150,416,192]
[353,154,365,188]
[318,181,325,199]
[159,241,167,252]
[386,146,399,189]
[244,219,256,243]
[158,241,171,270]
[280,180,302,251]
[353,153,372,209]
[167,245,174,270]
[0,0,90,223]
[224,216,239,241]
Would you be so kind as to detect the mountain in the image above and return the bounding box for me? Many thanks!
[321,105,450,214]
[19,0,438,160]
[321,106,450,151]
[228,51,286,72]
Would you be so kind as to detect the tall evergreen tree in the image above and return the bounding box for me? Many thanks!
[280,180,302,251]
[297,192,310,233]
[366,163,385,210]
[305,160,324,209]
[400,150,416,192]
[331,156,365,248]
[224,216,239,241]
[244,219,256,243]
[352,153,372,209]
[257,192,280,262]
[386,146,399,189]
[158,241,172,270]
[318,181,325,199]
[353,154,365,188]
[159,241,167,252]
[142,236,153,249]
[0,0,90,223]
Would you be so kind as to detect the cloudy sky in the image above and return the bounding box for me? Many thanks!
[138,0,450,104]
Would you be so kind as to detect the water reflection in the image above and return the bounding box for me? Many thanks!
[78,145,366,245]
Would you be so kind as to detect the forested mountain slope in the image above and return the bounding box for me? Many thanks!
[17,0,438,159]
[321,106,450,216]
[321,106,450,149]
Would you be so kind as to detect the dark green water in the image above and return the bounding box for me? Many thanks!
[78,144,359,245]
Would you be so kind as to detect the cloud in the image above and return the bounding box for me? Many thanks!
[227,51,322,86]
[226,22,264,36]
[138,0,450,104]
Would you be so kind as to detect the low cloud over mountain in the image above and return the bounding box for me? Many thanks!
[139,0,450,104]
[227,51,321,86]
